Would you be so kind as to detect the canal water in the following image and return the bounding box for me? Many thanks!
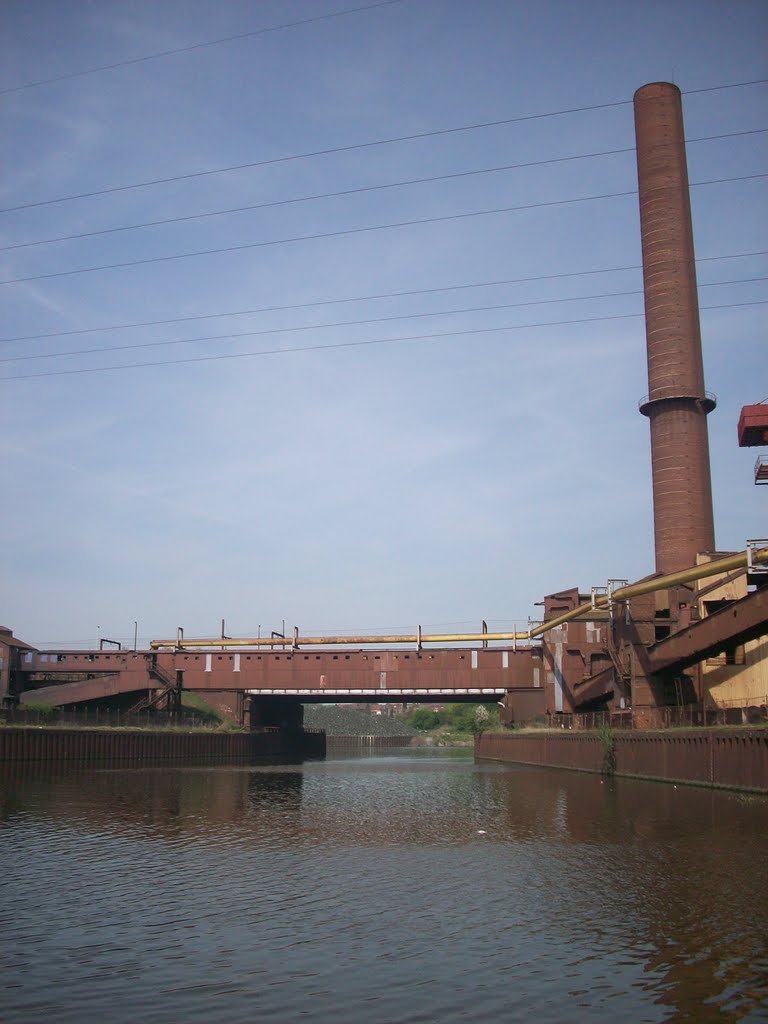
[1,749,767,1023]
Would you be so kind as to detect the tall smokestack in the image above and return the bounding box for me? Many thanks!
[634,82,716,575]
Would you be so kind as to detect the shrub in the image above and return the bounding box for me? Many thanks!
[597,725,616,776]
[21,702,57,718]
[409,707,442,731]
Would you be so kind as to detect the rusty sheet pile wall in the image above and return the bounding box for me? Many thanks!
[0,727,326,764]
[476,730,768,793]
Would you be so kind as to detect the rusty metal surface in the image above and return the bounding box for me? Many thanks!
[620,732,711,784]
[712,731,768,790]
[539,588,616,714]
[499,688,546,726]
[0,727,325,763]
[17,652,157,706]
[20,673,133,705]
[476,731,605,773]
[15,646,540,702]
[738,405,768,447]
[476,730,768,792]
[633,82,716,573]
[648,585,768,674]
[572,666,615,708]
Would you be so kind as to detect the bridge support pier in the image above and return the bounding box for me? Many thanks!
[499,688,547,727]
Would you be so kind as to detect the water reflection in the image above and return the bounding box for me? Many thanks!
[0,752,766,1023]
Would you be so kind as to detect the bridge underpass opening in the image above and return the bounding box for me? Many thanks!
[245,690,546,732]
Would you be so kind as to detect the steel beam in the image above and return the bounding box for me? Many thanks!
[648,587,768,674]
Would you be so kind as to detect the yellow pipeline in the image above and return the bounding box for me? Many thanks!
[527,545,768,639]
[150,546,767,650]
[613,548,767,600]
[149,630,531,650]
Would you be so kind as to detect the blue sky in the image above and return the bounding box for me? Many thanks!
[1,0,765,649]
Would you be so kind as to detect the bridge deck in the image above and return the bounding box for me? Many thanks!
[17,645,542,705]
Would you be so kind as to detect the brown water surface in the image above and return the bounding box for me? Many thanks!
[1,749,766,1022]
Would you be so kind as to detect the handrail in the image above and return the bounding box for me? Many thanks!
[150,628,532,650]
[638,389,717,410]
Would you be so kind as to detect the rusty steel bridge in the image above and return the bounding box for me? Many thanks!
[5,544,767,729]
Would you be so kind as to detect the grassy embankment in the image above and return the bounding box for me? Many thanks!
[2,699,517,740]
[1,694,246,733]
[399,703,503,745]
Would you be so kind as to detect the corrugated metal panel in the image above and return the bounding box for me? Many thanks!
[476,730,768,792]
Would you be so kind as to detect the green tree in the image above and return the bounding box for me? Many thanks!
[440,704,474,731]
[441,703,500,734]
[409,707,441,731]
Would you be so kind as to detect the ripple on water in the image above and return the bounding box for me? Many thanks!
[1,755,767,1023]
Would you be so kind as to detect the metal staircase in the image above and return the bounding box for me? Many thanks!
[127,660,180,714]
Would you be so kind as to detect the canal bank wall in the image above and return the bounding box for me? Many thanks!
[326,734,416,753]
[0,727,326,764]
[475,729,768,793]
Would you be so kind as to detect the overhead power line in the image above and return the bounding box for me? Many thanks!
[0,1,404,95]
[2,249,765,344]
[1,80,764,216]
[3,129,763,254]
[0,146,638,252]
[683,80,768,96]
[1,300,764,383]
[2,278,764,365]
[1,173,763,287]
[0,99,632,215]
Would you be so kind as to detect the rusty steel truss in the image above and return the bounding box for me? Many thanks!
[4,543,766,727]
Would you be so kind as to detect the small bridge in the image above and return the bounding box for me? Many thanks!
[3,545,767,728]
[10,643,545,728]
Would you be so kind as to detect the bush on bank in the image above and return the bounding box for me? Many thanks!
[406,703,500,737]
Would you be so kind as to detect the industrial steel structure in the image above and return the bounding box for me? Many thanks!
[2,83,766,729]
[2,541,765,728]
